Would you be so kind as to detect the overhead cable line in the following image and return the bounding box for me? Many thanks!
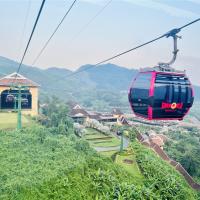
[17,0,32,60]
[39,18,200,92]
[179,18,200,30]
[32,0,77,65]
[63,18,200,78]
[34,0,112,86]
[69,0,112,43]
[14,0,46,81]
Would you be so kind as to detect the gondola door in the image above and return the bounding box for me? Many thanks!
[129,72,152,118]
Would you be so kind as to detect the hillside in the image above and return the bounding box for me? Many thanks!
[0,125,198,199]
[0,56,200,112]
[0,93,199,199]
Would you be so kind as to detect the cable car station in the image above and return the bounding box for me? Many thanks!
[0,72,39,116]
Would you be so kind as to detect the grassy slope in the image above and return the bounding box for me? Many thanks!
[0,125,138,200]
[100,150,117,157]
[115,153,144,184]
[0,124,198,199]
[0,113,31,130]
[96,128,144,184]
[132,141,198,200]
[84,128,120,147]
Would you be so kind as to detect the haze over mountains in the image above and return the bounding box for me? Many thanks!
[0,56,200,111]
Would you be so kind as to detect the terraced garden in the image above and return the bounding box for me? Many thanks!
[84,128,120,148]
[115,152,144,184]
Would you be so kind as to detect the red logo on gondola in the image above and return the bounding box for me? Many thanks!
[161,102,183,110]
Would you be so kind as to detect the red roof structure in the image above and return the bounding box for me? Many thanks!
[0,72,39,87]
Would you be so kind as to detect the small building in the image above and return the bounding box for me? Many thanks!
[87,111,102,121]
[112,108,124,118]
[99,115,118,123]
[0,72,39,116]
[67,101,82,110]
[67,102,89,124]
[68,102,126,125]
[118,115,129,125]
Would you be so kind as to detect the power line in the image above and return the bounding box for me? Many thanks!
[69,0,112,43]
[179,18,200,30]
[14,0,46,79]
[64,18,200,78]
[35,18,200,92]
[17,0,32,60]
[33,0,112,86]
[32,0,77,65]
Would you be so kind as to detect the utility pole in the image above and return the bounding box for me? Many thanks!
[17,86,22,130]
[120,131,123,153]
[11,85,29,130]
[14,97,17,112]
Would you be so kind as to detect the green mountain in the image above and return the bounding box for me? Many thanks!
[0,56,199,112]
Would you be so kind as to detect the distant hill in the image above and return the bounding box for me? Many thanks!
[0,56,199,112]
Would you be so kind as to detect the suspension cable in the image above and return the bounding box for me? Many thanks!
[17,0,32,60]
[40,18,200,91]
[32,0,77,65]
[14,0,46,83]
[66,18,200,78]
[69,0,112,44]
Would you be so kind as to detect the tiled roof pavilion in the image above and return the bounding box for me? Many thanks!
[0,72,39,87]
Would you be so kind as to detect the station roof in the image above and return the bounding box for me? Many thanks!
[0,72,39,87]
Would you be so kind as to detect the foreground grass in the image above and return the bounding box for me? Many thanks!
[0,112,31,130]
[0,125,146,199]
[1,125,198,199]
[115,153,144,184]
[132,141,198,200]
[100,150,117,157]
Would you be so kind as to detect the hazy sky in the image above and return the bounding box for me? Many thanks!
[0,0,200,85]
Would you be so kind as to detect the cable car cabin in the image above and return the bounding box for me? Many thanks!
[21,98,29,106]
[128,71,194,120]
[6,94,15,102]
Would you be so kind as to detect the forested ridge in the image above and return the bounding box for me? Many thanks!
[1,56,200,112]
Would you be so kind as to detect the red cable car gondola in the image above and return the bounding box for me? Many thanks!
[128,30,194,120]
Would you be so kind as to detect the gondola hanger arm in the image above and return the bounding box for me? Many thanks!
[157,29,182,71]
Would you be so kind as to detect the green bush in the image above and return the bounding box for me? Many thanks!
[0,125,141,199]
[0,124,198,199]
[132,141,198,200]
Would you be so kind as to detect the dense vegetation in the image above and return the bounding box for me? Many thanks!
[164,126,200,183]
[0,125,135,199]
[159,102,200,184]
[0,98,198,199]
[132,141,198,199]
[133,104,200,186]
[1,124,198,199]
